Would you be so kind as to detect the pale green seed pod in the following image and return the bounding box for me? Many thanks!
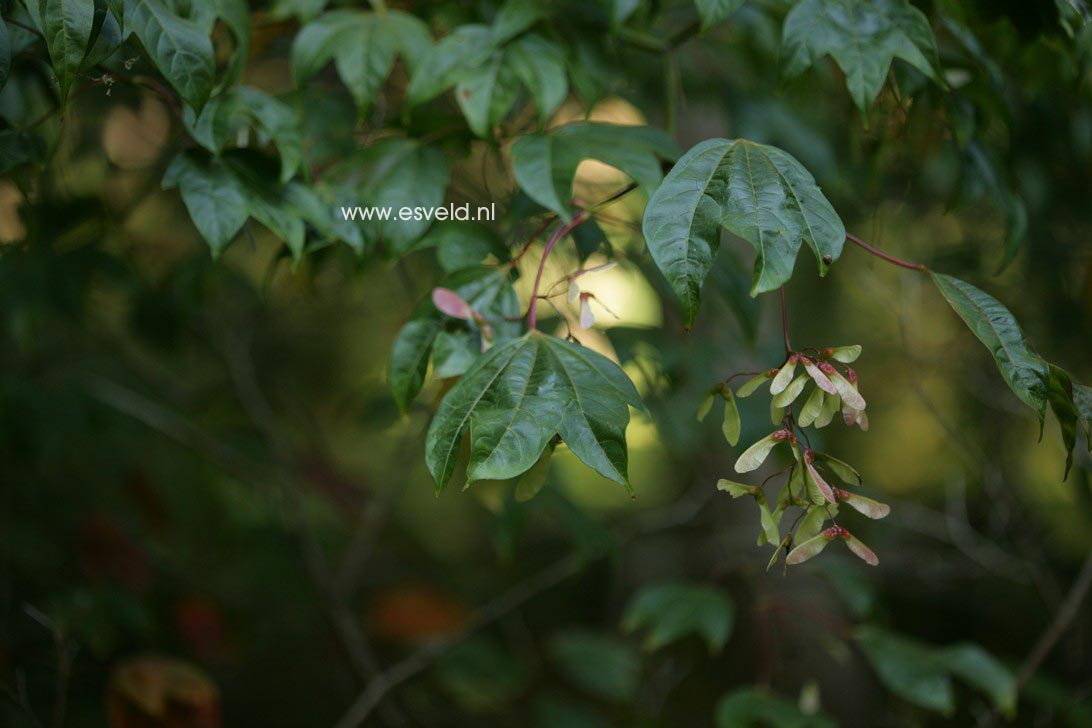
[844,532,879,565]
[735,431,786,473]
[830,372,866,410]
[757,503,782,546]
[787,460,806,499]
[816,392,840,428]
[772,373,810,407]
[798,387,826,427]
[836,491,890,519]
[803,359,838,394]
[794,504,837,543]
[816,453,861,485]
[696,391,715,422]
[722,388,741,446]
[716,479,758,498]
[828,345,862,363]
[786,530,836,564]
[736,371,774,398]
[769,356,799,395]
[805,461,836,504]
[767,534,792,572]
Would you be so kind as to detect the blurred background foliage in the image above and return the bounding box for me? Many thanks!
[1,0,1091,726]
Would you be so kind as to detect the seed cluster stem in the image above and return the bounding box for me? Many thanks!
[527,215,586,330]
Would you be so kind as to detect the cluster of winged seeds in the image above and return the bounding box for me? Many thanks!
[698,345,891,570]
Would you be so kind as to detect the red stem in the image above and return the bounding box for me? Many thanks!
[845,233,928,272]
[511,217,553,266]
[527,214,586,330]
[779,285,792,353]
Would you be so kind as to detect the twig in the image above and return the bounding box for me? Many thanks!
[510,217,553,266]
[587,181,639,210]
[779,285,792,353]
[1012,549,1092,697]
[85,370,405,723]
[24,77,108,130]
[845,233,929,272]
[333,488,715,728]
[527,213,586,329]
[523,182,642,329]
[210,328,408,724]
[333,554,584,728]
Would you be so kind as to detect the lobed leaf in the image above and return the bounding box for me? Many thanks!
[781,0,943,113]
[125,0,215,111]
[389,266,520,413]
[186,86,303,183]
[325,138,450,255]
[1046,365,1078,478]
[513,122,678,220]
[417,221,507,273]
[162,152,249,257]
[642,139,844,327]
[293,10,431,115]
[39,0,96,101]
[425,332,645,491]
[940,644,1016,717]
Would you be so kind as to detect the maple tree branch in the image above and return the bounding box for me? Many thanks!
[780,285,792,353]
[1014,550,1092,693]
[845,233,929,272]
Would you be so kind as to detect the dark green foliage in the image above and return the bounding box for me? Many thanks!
[2,0,1091,725]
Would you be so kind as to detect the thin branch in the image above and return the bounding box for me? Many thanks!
[24,77,107,130]
[1013,549,1092,695]
[524,182,642,329]
[527,214,585,329]
[586,181,639,211]
[210,328,408,722]
[333,555,583,728]
[333,489,715,728]
[86,371,405,723]
[779,285,792,353]
[845,233,929,272]
[511,217,553,266]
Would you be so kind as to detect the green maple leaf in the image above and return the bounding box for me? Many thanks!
[781,0,943,112]
[425,332,645,492]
